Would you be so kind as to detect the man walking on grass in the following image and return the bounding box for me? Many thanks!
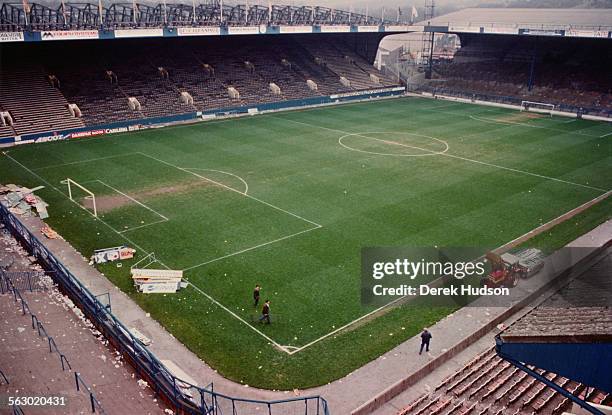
[419,328,432,355]
[253,284,261,307]
[259,300,271,324]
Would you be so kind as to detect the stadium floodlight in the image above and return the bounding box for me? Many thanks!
[65,178,97,217]
[521,101,555,116]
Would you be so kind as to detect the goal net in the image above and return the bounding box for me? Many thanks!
[520,101,555,116]
[64,178,97,217]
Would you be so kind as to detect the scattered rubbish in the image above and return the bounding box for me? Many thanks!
[90,246,136,265]
[131,268,183,294]
[0,184,49,218]
[41,225,60,239]
[129,327,152,346]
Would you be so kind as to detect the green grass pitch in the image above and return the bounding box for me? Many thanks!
[1,97,610,389]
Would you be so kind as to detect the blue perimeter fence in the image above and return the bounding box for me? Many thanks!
[0,202,331,415]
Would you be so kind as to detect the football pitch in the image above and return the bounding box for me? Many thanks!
[1,97,611,389]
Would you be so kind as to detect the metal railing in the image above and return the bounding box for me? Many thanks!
[2,274,105,413]
[75,372,105,414]
[0,368,9,384]
[0,1,390,32]
[0,201,330,414]
[0,271,50,293]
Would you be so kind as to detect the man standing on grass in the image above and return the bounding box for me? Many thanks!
[253,284,261,308]
[259,300,271,324]
[419,328,432,355]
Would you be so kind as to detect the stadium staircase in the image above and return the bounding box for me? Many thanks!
[0,66,85,137]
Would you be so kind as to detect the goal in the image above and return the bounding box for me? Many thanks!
[64,178,97,217]
[520,101,555,116]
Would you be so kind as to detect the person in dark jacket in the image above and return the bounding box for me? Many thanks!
[419,328,432,354]
[259,300,271,324]
[253,284,261,307]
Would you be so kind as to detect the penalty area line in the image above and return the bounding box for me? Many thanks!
[94,179,169,221]
[182,167,249,195]
[137,152,322,228]
[2,152,170,269]
[183,225,321,272]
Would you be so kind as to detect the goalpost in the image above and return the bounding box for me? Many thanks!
[64,178,97,217]
[520,101,555,116]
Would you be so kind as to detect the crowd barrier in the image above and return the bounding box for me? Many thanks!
[0,202,330,414]
[1,273,105,413]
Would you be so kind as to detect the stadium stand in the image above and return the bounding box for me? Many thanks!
[403,8,612,117]
[397,246,612,415]
[0,223,165,414]
[428,35,611,116]
[0,65,85,136]
[0,35,397,135]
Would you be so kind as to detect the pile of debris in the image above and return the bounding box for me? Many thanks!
[0,184,49,219]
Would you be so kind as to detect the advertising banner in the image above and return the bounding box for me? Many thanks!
[41,30,99,41]
[114,28,164,38]
[565,29,609,38]
[177,27,221,37]
[357,25,379,32]
[320,25,350,33]
[227,26,260,35]
[279,25,313,34]
[0,32,24,42]
[484,26,519,35]
[448,25,481,33]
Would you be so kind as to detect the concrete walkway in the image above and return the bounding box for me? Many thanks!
[13,213,612,414]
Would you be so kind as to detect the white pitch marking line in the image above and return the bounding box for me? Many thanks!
[468,114,601,138]
[94,179,169,221]
[286,294,407,355]
[418,102,465,111]
[182,167,249,195]
[183,225,321,272]
[186,279,291,353]
[119,218,169,233]
[338,131,449,157]
[137,152,322,228]
[2,152,169,269]
[277,117,608,193]
[32,153,138,171]
[600,131,612,138]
